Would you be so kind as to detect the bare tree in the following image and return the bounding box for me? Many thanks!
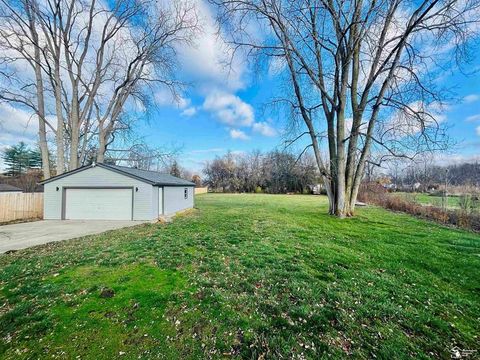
[105,143,178,171]
[0,0,198,176]
[213,0,480,217]
[203,149,319,193]
[0,0,53,178]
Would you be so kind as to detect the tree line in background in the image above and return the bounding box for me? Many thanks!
[390,161,480,190]
[200,149,480,194]
[166,159,202,187]
[3,140,480,199]
[203,150,320,194]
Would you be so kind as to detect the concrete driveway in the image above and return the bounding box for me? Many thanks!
[0,220,146,254]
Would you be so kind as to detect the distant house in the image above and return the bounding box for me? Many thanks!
[39,163,195,220]
[308,184,324,195]
[397,182,422,192]
[0,184,23,193]
[383,183,397,191]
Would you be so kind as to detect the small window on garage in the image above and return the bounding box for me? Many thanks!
[184,188,188,199]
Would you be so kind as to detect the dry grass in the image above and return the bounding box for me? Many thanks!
[358,183,480,232]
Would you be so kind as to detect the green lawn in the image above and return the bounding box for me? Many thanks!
[1,194,479,359]
[392,192,460,209]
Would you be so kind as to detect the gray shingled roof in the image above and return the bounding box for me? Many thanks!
[39,163,195,186]
[0,183,22,192]
[105,164,195,186]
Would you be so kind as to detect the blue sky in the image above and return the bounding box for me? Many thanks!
[136,76,284,173]
[138,58,480,174]
[1,0,479,173]
[131,0,480,174]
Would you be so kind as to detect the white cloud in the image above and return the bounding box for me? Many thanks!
[176,0,246,92]
[0,103,43,170]
[154,88,190,109]
[252,121,277,137]
[159,1,256,134]
[181,107,197,116]
[434,152,480,166]
[171,0,255,133]
[344,117,368,139]
[203,92,254,127]
[0,103,39,142]
[268,56,286,76]
[229,129,250,140]
[476,125,480,136]
[466,114,480,122]
[463,94,480,104]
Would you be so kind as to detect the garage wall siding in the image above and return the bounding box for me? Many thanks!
[163,186,194,215]
[151,186,159,218]
[44,166,155,220]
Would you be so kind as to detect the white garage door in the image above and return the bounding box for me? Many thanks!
[65,188,133,220]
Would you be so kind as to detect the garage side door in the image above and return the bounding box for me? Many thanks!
[65,188,133,220]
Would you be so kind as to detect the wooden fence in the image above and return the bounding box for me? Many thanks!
[195,187,208,195]
[0,193,43,222]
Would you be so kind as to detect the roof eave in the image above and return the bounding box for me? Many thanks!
[38,164,92,185]
[154,182,195,186]
[38,163,157,186]
[38,163,194,186]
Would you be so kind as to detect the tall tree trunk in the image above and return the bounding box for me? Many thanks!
[97,123,106,163]
[309,132,335,214]
[37,116,50,178]
[335,112,346,217]
[69,122,79,169]
[25,0,50,179]
[31,25,50,179]
[335,68,350,217]
[55,127,65,174]
[53,61,65,175]
[69,88,80,169]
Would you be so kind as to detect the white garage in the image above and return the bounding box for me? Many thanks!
[40,163,195,221]
[64,188,133,220]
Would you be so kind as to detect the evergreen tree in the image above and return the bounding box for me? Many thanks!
[2,142,42,176]
[169,160,181,177]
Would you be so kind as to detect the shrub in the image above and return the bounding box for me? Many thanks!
[431,197,443,208]
[358,182,479,232]
[458,194,473,213]
[254,186,263,194]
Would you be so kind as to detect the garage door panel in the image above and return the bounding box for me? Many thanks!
[65,188,132,220]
